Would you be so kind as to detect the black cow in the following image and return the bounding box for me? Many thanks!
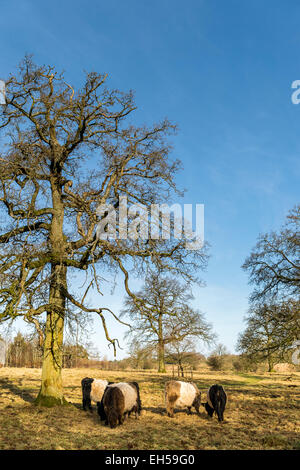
[203,384,227,422]
[81,377,113,412]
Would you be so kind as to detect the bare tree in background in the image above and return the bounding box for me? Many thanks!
[0,57,208,405]
[242,205,300,302]
[5,332,42,368]
[121,271,214,372]
[236,300,300,372]
[128,338,156,369]
[206,343,229,371]
[165,338,200,377]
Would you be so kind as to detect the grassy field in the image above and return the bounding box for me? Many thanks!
[0,367,299,450]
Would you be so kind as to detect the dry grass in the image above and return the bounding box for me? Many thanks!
[0,367,299,450]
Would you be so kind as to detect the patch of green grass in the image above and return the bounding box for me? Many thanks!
[236,373,266,383]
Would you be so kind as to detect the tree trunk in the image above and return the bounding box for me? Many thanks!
[266,334,274,372]
[158,339,166,373]
[35,173,68,406]
[179,360,184,377]
[157,313,166,372]
[267,354,274,373]
[35,264,68,406]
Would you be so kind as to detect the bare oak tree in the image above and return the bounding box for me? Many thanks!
[121,271,214,372]
[242,205,300,302]
[165,338,200,377]
[0,58,207,405]
[236,300,300,372]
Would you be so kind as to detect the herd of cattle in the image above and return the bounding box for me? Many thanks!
[81,378,227,428]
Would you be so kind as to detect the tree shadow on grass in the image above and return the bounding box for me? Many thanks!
[0,378,35,404]
[140,374,252,389]
[143,405,165,415]
[143,405,205,418]
[72,401,85,410]
[236,373,267,382]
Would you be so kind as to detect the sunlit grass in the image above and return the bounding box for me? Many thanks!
[0,367,299,450]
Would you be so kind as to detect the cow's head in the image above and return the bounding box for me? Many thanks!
[108,409,119,429]
[193,393,202,411]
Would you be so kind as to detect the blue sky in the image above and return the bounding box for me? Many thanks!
[0,0,299,358]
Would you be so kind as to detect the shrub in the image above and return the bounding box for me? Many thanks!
[233,355,258,373]
[207,355,224,371]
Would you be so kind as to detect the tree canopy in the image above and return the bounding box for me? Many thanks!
[0,57,208,404]
[237,300,300,371]
[121,271,214,372]
[242,205,300,302]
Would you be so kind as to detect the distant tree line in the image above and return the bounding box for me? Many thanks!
[3,330,298,373]
[1,332,92,368]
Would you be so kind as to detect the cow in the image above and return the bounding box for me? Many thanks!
[203,384,227,422]
[102,382,142,428]
[165,380,201,418]
[81,377,109,412]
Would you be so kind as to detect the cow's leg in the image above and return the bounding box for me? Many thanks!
[97,401,106,421]
[133,405,139,419]
[119,414,125,425]
[87,396,92,412]
[83,391,92,411]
